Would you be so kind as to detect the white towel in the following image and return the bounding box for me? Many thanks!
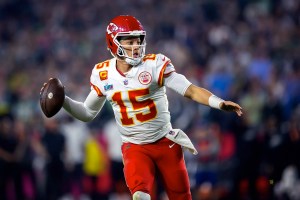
[165,129,198,155]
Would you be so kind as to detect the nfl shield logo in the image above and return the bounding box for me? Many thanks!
[124,79,128,85]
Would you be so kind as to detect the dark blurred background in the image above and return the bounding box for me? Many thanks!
[0,0,300,200]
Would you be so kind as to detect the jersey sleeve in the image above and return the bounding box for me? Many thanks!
[154,54,176,86]
[90,64,105,97]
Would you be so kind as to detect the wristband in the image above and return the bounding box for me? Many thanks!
[208,95,224,109]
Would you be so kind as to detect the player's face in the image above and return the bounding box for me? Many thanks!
[119,37,142,58]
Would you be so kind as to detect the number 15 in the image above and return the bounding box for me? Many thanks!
[112,88,158,126]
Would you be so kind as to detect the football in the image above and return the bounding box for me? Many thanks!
[40,78,65,118]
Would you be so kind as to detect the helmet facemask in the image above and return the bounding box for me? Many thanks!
[112,31,146,66]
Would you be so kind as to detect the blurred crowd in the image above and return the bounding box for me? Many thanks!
[0,0,300,200]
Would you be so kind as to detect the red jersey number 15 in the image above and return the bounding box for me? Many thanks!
[112,88,157,126]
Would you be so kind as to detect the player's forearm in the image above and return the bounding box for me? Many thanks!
[184,85,224,109]
[63,90,105,122]
[63,97,95,122]
[164,73,224,109]
[184,85,211,105]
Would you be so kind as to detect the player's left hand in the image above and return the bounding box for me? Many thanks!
[220,101,243,116]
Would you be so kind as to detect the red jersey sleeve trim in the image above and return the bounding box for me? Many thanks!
[158,60,171,86]
[90,83,103,97]
[163,70,175,78]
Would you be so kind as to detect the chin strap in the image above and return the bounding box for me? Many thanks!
[125,57,142,66]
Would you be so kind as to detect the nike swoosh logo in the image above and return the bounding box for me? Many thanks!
[162,56,166,61]
[169,143,176,148]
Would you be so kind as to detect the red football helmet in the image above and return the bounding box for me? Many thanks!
[106,15,146,66]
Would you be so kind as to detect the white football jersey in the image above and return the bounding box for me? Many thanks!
[90,54,175,144]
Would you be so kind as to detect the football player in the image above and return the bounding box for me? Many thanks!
[60,15,242,200]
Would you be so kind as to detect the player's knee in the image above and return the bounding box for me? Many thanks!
[132,191,151,200]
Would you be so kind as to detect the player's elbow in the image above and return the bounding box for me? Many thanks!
[184,84,196,100]
[79,116,95,122]
[66,108,98,123]
[78,110,98,122]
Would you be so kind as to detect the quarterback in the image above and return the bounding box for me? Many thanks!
[61,15,242,200]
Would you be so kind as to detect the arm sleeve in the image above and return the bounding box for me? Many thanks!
[164,72,192,96]
[63,90,106,122]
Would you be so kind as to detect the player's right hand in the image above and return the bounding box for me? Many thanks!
[220,101,243,116]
